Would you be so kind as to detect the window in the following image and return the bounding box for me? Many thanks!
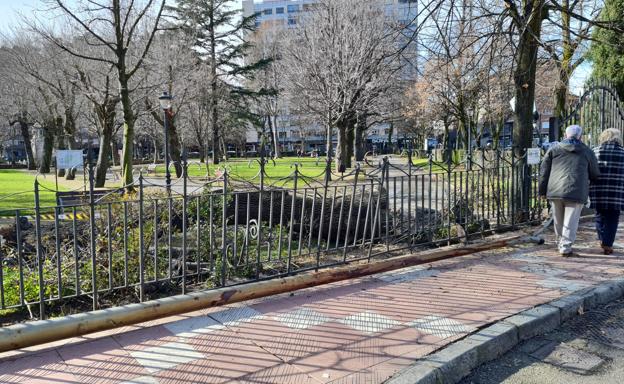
[263,8,272,15]
[279,132,287,138]
[287,4,300,12]
[288,17,297,25]
[255,21,261,28]
[276,7,284,14]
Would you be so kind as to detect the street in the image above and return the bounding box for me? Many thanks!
[460,298,624,384]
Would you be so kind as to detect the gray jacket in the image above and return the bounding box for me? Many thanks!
[538,141,600,203]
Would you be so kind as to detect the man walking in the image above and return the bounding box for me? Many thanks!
[539,125,600,256]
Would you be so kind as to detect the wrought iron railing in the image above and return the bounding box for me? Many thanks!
[0,150,544,320]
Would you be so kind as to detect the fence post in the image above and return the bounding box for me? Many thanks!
[511,149,516,229]
[256,157,265,279]
[138,172,145,302]
[384,157,390,252]
[287,165,298,274]
[221,170,228,287]
[88,156,98,310]
[33,180,45,320]
[342,165,360,262]
[182,156,188,294]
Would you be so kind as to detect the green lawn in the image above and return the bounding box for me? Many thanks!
[153,157,334,181]
[0,157,431,211]
[0,170,64,213]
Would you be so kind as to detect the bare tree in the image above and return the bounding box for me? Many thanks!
[30,0,166,187]
[281,0,416,171]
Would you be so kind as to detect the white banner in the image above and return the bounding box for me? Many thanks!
[56,150,84,169]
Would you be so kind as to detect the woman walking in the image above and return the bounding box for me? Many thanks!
[589,128,624,255]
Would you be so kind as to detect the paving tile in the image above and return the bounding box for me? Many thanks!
[129,341,205,373]
[163,315,224,338]
[58,337,149,383]
[209,306,265,327]
[339,311,402,335]
[374,266,440,283]
[238,362,321,384]
[153,337,284,384]
[114,326,177,352]
[274,308,332,329]
[0,350,74,384]
[408,315,472,339]
[235,317,366,362]
[120,375,160,384]
[537,277,590,292]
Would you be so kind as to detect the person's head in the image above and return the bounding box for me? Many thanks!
[599,128,623,146]
[565,125,583,140]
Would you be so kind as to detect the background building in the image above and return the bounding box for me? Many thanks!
[242,0,418,155]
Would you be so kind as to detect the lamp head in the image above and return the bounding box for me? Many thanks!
[158,91,173,110]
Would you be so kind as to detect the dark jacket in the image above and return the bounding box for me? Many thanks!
[589,141,624,211]
[538,140,600,203]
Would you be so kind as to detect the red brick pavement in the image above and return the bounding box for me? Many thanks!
[1,221,623,384]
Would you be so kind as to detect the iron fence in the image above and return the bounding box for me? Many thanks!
[0,150,544,319]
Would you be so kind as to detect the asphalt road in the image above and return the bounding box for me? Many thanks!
[460,299,624,384]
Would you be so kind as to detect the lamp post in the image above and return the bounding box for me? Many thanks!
[466,108,473,170]
[159,91,173,191]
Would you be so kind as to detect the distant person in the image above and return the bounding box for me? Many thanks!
[589,128,624,255]
[539,125,600,256]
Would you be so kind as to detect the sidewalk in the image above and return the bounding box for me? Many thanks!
[1,221,623,384]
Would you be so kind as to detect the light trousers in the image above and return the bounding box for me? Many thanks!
[551,200,584,254]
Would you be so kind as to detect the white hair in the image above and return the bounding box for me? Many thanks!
[565,125,583,139]
[599,128,623,145]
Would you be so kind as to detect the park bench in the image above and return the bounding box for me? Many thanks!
[56,190,111,208]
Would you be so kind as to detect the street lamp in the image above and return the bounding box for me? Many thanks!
[159,91,173,191]
[466,107,473,170]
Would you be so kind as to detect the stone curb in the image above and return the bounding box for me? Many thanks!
[385,277,624,384]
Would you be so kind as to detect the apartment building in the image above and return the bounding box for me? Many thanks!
[242,0,418,154]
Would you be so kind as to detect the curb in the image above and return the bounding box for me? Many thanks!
[385,277,624,384]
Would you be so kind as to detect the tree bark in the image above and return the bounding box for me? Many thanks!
[38,122,56,174]
[354,113,366,162]
[19,119,36,171]
[119,71,136,188]
[208,1,220,165]
[268,114,280,158]
[168,118,183,177]
[511,0,545,216]
[95,123,113,187]
[336,124,348,173]
[56,124,67,177]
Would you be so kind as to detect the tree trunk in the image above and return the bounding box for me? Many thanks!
[19,119,36,170]
[209,4,220,165]
[95,123,113,188]
[346,126,354,168]
[512,0,545,216]
[354,113,366,162]
[38,123,55,174]
[152,137,159,163]
[387,122,394,153]
[112,139,120,166]
[119,72,136,188]
[56,126,67,177]
[336,124,348,173]
[167,113,183,178]
[268,114,280,158]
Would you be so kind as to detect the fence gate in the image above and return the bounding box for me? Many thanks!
[555,81,624,146]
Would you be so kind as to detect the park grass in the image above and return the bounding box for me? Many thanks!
[0,157,432,211]
[152,156,332,181]
[0,169,68,213]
